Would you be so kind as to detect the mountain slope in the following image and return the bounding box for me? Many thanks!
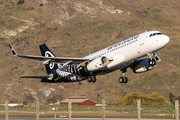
[1,0,180,104]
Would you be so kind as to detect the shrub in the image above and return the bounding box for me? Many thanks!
[122,92,169,105]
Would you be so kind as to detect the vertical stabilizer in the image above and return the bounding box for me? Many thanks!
[39,44,58,73]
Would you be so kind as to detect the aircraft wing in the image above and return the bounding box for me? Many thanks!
[16,54,90,64]
[9,45,91,64]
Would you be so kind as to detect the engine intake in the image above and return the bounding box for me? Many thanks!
[102,56,108,65]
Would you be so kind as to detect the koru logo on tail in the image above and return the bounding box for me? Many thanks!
[45,51,55,69]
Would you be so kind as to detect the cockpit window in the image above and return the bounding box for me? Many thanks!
[156,33,162,35]
[149,32,162,37]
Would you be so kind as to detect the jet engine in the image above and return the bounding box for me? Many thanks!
[132,58,156,73]
[107,54,125,68]
[87,56,109,71]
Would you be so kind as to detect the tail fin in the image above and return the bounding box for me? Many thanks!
[39,44,58,73]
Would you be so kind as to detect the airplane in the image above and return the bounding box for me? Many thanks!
[9,30,169,83]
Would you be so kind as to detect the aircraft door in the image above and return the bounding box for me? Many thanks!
[139,35,144,46]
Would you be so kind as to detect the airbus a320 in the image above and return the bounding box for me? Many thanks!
[9,31,169,83]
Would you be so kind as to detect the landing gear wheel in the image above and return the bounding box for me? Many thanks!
[119,77,128,83]
[149,58,156,66]
[124,77,128,83]
[87,76,96,83]
[91,76,96,83]
[87,77,92,82]
[119,77,124,83]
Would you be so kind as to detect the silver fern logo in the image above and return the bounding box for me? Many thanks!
[45,51,54,69]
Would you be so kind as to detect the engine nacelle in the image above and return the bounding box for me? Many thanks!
[133,58,156,73]
[87,56,109,71]
[107,54,125,68]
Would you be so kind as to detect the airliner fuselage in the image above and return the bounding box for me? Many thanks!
[10,30,169,83]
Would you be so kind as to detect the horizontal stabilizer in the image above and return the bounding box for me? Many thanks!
[20,74,53,80]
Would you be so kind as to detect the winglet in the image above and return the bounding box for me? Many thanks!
[9,44,17,55]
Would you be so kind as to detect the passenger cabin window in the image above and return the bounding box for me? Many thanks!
[149,32,162,37]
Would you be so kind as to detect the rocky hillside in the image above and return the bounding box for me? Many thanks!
[1,0,180,104]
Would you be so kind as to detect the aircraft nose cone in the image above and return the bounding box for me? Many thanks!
[163,35,170,45]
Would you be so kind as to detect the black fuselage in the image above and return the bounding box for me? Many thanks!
[41,65,90,83]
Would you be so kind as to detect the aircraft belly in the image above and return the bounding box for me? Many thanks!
[94,61,132,75]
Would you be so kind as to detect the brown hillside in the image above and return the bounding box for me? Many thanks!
[0,0,180,104]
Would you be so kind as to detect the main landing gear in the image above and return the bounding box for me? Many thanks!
[87,76,96,83]
[119,68,128,84]
[119,77,128,83]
